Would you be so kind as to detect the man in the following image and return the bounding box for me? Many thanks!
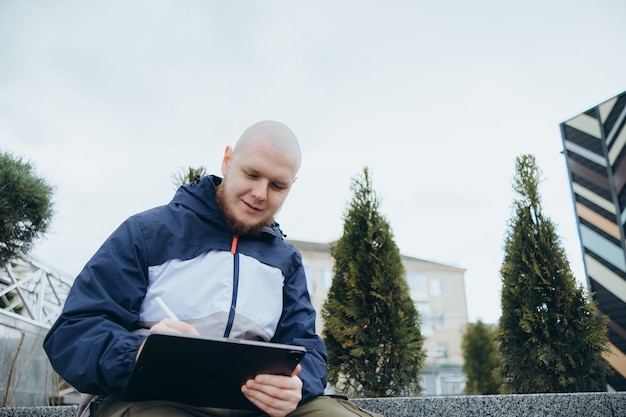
[44,121,383,417]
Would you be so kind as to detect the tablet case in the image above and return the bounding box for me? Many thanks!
[121,332,307,410]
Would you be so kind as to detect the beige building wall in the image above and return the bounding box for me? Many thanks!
[289,239,469,394]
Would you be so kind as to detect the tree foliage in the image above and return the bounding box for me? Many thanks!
[496,154,609,393]
[322,167,425,397]
[462,320,501,394]
[0,150,54,266]
[171,166,207,188]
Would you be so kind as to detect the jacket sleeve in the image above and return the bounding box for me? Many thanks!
[272,252,328,404]
[43,216,149,396]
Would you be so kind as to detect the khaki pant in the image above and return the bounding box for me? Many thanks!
[92,395,384,417]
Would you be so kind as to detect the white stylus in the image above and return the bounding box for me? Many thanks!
[155,296,179,320]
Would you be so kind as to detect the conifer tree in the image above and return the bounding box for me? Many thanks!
[322,167,425,397]
[462,320,501,394]
[171,166,207,188]
[0,150,54,266]
[496,154,609,393]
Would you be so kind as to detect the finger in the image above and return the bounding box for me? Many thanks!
[150,319,200,335]
[252,374,303,395]
[165,320,200,335]
[242,376,302,408]
[241,385,296,417]
[290,364,301,377]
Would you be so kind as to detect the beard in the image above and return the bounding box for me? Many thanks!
[215,183,274,237]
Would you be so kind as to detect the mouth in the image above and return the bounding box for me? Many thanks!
[242,200,261,213]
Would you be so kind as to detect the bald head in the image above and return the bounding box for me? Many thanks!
[234,120,301,173]
[217,121,301,235]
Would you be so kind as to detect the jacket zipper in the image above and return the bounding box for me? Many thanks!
[223,235,239,338]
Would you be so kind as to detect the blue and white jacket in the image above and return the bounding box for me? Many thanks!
[43,175,328,405]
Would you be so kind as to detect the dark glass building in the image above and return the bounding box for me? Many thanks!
[560,90,626,391]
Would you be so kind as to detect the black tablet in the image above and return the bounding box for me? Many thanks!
[121,332,307,410]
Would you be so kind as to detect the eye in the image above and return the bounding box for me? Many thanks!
[270,182,286,191]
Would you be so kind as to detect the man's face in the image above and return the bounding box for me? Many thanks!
[217,139,298,236]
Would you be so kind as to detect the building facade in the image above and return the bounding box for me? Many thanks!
[560,90,626,391]
[289,239,469,395]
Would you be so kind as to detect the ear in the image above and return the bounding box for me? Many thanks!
[221,146,233,176]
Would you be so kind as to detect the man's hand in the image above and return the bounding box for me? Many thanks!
[241,364,303,417]
[149,318,200,336]
[136,319,200,360]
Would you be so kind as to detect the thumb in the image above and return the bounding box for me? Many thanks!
[290,364,302,377]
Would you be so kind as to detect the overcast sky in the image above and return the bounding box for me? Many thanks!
[1,0,625,324]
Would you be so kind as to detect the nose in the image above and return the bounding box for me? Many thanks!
[250,180,268,201]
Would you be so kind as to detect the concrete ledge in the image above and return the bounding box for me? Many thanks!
[0,406,77,417]
[351,392,626,417]
[1,392,625,416]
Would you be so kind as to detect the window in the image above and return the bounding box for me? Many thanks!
[304,264,314,293]
[429,277,442,297]
[321,268,332,289]
[406,271,428,301]
[436,343,448,359]
[433,309,445,329]
[416,302,432,336]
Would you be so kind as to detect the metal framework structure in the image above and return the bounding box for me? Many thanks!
[0,254,72,327]
[0,254,78,405]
